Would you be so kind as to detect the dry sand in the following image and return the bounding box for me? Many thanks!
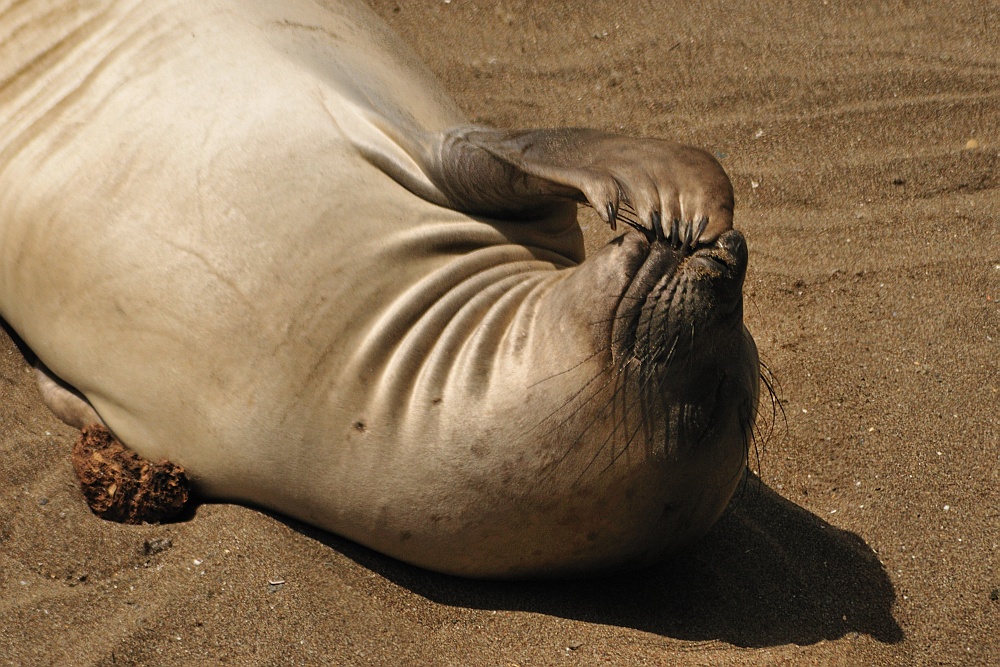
[1,0,997,664]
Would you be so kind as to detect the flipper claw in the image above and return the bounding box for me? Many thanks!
[694,217,710,245]
[651,211,665,242]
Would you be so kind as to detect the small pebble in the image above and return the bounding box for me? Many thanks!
[144,537,173,555]
[965,138,979,150]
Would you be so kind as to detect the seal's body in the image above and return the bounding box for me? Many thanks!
[0,0,759,578]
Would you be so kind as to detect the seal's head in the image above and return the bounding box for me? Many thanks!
[612,226,755,460]
[527,220,760,575]
[605,221,757,459]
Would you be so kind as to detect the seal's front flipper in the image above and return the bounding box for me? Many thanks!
[34,360,103,430]
[429,128,735,245]
[72,424,190,524]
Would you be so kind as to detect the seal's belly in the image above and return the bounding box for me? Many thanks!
[0,0,582,501]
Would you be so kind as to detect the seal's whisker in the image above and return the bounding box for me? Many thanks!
[570,398,629,480]
[749,416,764,477]
[560,354,638,445]
[619,201,642,220]
[608,354,649,470]
[603,362,675,476]
[529,290,668,448]
[587,288,668,330]
[587,303,653,330]
[568,356,652,483]
[751,358,782,479]
[635,336,680,455]
[757,358,783,442]
[527,308,647,408]
[725,355,780,514]
[540,364,634,481]
[579,393,648,484]
[582,201,644,234]
[532,307,667,448]
[585,330,680,476]
[527,312,640,402]
[529,359,618,440]
[551,326,671,484]
[526,344,611,389]
[597,410,647,477]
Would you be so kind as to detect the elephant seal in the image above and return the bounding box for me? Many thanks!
[0,0,759,578]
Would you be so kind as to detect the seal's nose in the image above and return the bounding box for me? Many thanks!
[689,229,748,285]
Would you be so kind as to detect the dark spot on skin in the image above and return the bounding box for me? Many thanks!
[353,421,366,432]
[661,503,675,518]
[586,531,599,542]
[400,531,412,541]
[430,514,444,523]
[432,397,442,405]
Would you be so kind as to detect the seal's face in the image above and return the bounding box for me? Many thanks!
[610,229,757,463]
[617,230,747,354]
[501,227,759,576]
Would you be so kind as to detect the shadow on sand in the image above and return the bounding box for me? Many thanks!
[283,472,903,648]
[1,316,900,648]
[4,315,898,648]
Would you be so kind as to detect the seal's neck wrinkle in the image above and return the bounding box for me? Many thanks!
[342,225,571,432]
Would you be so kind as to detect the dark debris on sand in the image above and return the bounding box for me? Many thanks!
[71,423,190,524]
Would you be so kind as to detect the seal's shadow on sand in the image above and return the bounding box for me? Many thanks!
[3,320,901,647]
[284,472,903,648]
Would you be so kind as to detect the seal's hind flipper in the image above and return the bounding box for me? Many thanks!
[34,360,103,430]
[34,365,191,523]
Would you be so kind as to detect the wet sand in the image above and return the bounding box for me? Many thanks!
[1,1,997,664]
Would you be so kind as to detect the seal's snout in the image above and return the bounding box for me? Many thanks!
[642,226,747,294]
[688,229,748,285]
[679,230,748,322]
[612,227,749,365]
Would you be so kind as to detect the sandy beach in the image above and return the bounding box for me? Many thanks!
[1,0,997,664]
